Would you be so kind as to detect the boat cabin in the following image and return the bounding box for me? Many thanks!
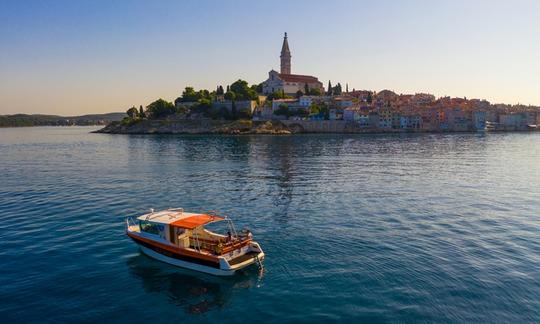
[128,208,252,256]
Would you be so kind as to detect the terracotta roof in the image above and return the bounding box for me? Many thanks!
[279,73,320,83]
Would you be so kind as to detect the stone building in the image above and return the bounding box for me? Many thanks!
[261,33,324,95]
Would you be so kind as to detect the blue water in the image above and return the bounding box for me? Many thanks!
[1,126,540,322]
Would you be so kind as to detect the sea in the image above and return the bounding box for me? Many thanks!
[1,126,539,322]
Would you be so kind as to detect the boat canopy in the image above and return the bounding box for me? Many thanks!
[170,214,224,229]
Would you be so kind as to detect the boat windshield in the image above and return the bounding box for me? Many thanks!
[204,220,230,236]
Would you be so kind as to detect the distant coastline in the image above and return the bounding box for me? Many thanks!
[0,113,125,127]
[94,118,540,135]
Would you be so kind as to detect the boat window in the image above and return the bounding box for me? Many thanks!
[139,221,160,235]
[204,221,229,235]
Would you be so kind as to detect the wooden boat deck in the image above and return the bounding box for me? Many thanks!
[228,251,259,266]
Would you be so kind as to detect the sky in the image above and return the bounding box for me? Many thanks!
[1,0,539,115]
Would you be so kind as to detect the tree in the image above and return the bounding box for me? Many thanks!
[309,103,320,115]
[327,81,333,96]
[139,105,145,118]
[224,91,236,101]
[333,83,342,96]
[296,90,304,99]
[304,83,309,95]
[320,103,330,120]
[217,85,224,95]
[230,79,258,101]
[198,89,211,100]
[308,88,322,96]
[267,90,292,100]
[126,106,138,119]
[226,85,230,92]
[180,87,199,102]
[274,104,290,117]
[237,109,252,120]
[367,92,373,104]
[346,83,349,93]
[146,99,176,118]
[231,101,237,119]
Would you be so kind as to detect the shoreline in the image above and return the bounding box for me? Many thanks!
[93,119,540,135]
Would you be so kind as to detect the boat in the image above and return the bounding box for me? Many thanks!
[126,208,264,276]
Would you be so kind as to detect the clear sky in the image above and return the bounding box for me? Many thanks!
[1,0,539,115]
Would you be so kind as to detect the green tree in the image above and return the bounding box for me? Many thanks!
[309,88,322,96]
[274,104,290,117]
[231,101,237,119]
[139,105,145,118]
[296,90,304,99]
[230,79,258,101]
[309,103,320,115]
[333,83,342,96]
[267,90,291,100]
[217,85,224,95]
[367,92,373,104]
[180,87,199,102]
[224,91,236,101]
[146,99,176,118]
[327,81,333,96]
[199,89,211,100]
[304,83,309,95]
[126,106,138,119]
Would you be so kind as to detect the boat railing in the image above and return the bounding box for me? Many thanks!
[126,216,139,231]
[191,235,252,255]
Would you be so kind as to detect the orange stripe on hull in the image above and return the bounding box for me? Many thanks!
[126,231,220,264]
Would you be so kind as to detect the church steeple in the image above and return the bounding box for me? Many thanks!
[280,32,291,75]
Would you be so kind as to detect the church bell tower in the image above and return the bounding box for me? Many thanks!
[280,32,291,75]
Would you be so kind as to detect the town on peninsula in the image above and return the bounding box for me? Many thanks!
[97,33,540,135]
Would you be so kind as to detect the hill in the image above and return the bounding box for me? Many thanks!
[0,112,125,127]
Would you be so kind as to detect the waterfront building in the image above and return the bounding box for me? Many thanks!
[211,100,257,114]
[329,108,343,121]
[261,33,324,95]
[271,99,298,111]
[358,111,371,127]
[332,96,354,108]
[377,106,393,129]
[473,111,487,130]
[347,90,373,102]
[299,95,318,107]
[343,107,359,122]
[399,115,422,130]
[500,113,526,130]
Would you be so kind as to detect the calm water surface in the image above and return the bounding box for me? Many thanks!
[1,127,539,322]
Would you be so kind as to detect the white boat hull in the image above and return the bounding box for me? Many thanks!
[138,244,263,276]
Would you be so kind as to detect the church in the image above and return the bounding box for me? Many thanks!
[261,33,324,95]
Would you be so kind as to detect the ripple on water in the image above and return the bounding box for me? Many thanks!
[0,128,539,321]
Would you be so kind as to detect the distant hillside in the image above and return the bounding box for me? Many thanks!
[0,112,125,127]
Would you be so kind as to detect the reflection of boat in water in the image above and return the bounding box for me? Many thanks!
[126,254,261,314]
[126,208,265,276]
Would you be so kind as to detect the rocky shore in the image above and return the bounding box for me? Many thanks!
[94,118,540,135]
[93,119,292,135]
